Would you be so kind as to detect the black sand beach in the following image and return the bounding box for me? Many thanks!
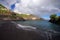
[0,21,60,40]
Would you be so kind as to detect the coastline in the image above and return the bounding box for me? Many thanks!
[0,20,60,40]
[0,20,48,40]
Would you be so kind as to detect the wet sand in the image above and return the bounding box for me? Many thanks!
[0,21,60,40]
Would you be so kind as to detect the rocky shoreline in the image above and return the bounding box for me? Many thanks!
[0,21,60,40]
[0,21,47,40]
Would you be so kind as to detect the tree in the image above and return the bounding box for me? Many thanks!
[50,14,57,19]
[49,14,60,25]
[49,14,57,23]
[56,16,60,24]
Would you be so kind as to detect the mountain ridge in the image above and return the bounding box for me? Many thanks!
[0,4,43,20]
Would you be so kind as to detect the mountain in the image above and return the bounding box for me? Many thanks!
[0,4,5,8]
[0,4,11,15]
[16,13,42,20]
[0,4,43,21]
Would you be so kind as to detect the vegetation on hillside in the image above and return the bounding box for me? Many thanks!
[0,4,5,8]
[0,4,11,15]
[0,4,41,20]
[49,14,60,25]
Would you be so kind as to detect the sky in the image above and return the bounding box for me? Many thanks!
[0,0,60,20]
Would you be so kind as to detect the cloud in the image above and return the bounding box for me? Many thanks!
[13,0,60,15]
[0,0,17,8]
[0,0,60,19]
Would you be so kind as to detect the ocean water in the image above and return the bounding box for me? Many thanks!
[0,20,60,40]
[15,20,60,32]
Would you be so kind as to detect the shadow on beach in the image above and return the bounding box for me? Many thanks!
[0,21,60,40]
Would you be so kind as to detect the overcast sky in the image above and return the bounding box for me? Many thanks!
[0,0,60,19]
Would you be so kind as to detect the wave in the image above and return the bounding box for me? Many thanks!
[17,24,37,30]
[11,21,37,30]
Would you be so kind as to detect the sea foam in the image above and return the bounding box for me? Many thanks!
[11,21,36,30]
[17,24,36,30]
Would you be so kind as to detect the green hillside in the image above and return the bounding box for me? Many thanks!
[0,4,10,15]
[0,4,5,8]
[0,4,42,20]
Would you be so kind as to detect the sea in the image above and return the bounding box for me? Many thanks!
[15,20,60,32]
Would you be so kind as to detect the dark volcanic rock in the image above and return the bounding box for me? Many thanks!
[0,21,60,40]
[0,21,48,40]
